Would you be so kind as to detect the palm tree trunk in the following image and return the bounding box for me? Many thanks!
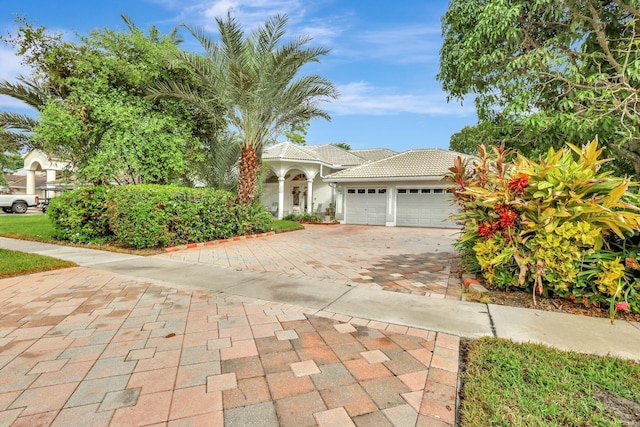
[237,145,259,205]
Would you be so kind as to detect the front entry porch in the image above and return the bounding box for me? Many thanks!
[263,167,331,219]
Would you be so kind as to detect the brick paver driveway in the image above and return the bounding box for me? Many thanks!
[156,225,461,299]
[0,224,464,426]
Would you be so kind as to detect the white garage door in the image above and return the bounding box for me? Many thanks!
[396,188,458,228]
[345,188,387,225]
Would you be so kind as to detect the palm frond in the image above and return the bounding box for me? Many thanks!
[0,111,39,132]
[0,75,48,109]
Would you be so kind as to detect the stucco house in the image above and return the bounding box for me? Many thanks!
[1,150,71,198]
[262,142,470,228]
[11,144,468,228]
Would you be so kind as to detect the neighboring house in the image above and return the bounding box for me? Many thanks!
[1,150,73,198]
[0,172,46,196]
[22,149,70,196]
[262,142,470,228]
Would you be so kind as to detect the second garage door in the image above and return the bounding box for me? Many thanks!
[345,188,387,225]
[396,188,457,228]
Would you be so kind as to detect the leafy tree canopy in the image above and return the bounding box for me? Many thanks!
[284,121,309,145]
[2,16,209,185]
[439,0,640,176]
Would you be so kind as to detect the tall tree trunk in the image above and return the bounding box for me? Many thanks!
[237,145,259,206]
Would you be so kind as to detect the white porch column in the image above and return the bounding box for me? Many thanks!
[306,178,314,213]
[46,169,56,185]
[26,170,36,195]
[277,176,285,219]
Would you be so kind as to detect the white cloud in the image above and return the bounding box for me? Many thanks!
[156,0,309,32]
[328,82,473,117]
[0,46,34,110]
[0,46,29,79]
[334,24,442,64]
[203,0,240,21]
[145,0,342,43]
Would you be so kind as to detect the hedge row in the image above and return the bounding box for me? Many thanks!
[47,185,272,248]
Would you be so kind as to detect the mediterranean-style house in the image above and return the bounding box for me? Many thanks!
[1,150,70,198]
[262,142,469,228]
[7,144,469,228]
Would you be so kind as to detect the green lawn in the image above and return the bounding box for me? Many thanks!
[271,219,305,233]
[0,248,77,279]
[460,337,640,426]
[0,214,57,242]
[0,215,303,243]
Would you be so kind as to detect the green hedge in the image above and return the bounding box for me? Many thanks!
[48,184,272,248]
[47,186,112,244]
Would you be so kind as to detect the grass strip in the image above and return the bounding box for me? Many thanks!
[0,215,162,255]
[460,337,640,426]
[0,215,57,242]
[0,248,77,279]
[1,215,304,249]
[270,220,305,233]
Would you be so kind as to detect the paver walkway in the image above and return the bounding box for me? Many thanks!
[0,267,459,426]
[157,225,461,299]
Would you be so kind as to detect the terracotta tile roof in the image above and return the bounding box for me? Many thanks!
[324,149,472,181]
[350,148,397,162]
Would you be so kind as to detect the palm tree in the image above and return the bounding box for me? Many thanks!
[0,76,48,152]
[151,13,338,205]
[0,76,49,183]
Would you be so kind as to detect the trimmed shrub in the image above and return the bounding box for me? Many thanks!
[448,139,640,320]
[47,186,112,243]
[48,184,272,249]
[106,185,272,248]
[282,212,323,223]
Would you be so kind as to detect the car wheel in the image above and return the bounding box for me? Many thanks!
[12,202,28,214]
[2,207,13,214]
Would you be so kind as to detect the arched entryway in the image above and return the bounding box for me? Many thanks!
[23,150,69,196]
[262,165,319,219]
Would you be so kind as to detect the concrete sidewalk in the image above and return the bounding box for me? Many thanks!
[2,236,639,360]
[1,236,639,427]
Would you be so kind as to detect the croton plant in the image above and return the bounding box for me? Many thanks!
[447,139,640,322]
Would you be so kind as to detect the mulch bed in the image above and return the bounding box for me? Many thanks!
[479,285,640,323]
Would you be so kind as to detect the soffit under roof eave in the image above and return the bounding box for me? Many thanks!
[322,175,446,183]
[263,158,351,171]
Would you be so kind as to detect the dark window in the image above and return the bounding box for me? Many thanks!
[409,189,419,194]
[368,189,376,194]
[421,189,431,194]
[378,189,387,194]
[357,189,365,194]
[446,189,453,193]
[398,189,407,194]
[347,189,355,194]
[434,189,444,194]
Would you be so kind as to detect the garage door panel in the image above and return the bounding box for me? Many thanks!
[346,189,386,225]
[396,190,457,228]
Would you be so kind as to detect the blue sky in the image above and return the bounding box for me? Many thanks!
[0,0,477,152]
